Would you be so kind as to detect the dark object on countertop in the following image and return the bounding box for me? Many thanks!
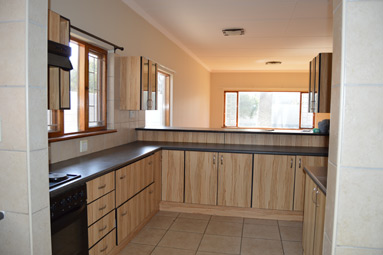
[318,119,330,134]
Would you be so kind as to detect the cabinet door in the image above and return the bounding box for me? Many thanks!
[218,153,252,207]
[313,189,326,255]
[294,156,328,211]
[120,56,141,110]
[185,151,218,205]
[302,175,316,255]
[252,154,295,210]
[153,151,162,212]
[141,57,149,110]
[162,150,184,202]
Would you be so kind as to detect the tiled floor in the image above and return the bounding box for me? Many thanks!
[117,211,303,255]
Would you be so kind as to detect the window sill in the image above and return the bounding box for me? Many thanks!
[49,129,117,143]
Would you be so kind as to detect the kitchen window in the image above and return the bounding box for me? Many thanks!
[48,38,108,139]
[224,91,313,129]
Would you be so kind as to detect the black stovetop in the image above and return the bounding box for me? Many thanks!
[49,173,81,189]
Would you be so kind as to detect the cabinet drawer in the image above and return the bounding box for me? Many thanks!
[88,211,115,248]
[116,155,154,206]
[89,229,116,255]
[88,191,115,226]
[87,172,115,203]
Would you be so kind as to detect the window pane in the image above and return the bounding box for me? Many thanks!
[47,110,59,132]
[64,42,80,133]
[88,51,105,128]
[300,93,314,128]
[237,92,300,128]
[225,92,237,127]
[145,72,166,127]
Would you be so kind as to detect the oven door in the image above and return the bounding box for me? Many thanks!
[51,203,88,255]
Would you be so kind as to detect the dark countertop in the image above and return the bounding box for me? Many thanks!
[136,127,329,136]
[304,166,328,195]
[50,141,328,197]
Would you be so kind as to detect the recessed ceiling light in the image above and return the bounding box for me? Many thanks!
[222,28,245,36]
[266,61,282,65]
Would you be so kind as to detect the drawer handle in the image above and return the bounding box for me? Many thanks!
[98,184,106,190]
[121,211,128,216]
[290,158,293,168]
[213,155,216,165]
[119,175,126,180]
[100,245,108,253]
[312,187,317,204]
[299,158,302,168]
[98,225,107,232]
[99,205,107,211]
[220,155,223,165]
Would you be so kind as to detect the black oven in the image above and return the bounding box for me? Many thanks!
[50,184,88,255]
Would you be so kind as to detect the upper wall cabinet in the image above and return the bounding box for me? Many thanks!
[120,56,158,111]
[309,53,332,113]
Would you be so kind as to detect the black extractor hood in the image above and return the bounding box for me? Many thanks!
[48,40,73,71]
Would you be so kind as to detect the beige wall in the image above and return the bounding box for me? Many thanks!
[210,72,309,128]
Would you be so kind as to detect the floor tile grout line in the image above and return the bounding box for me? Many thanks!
[195,213,212,254]
[148,212,178,255]
[277,220,286,255]
[239,218,244,255]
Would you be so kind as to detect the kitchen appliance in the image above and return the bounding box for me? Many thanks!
[50,183,88,255]
[49,173,81,189]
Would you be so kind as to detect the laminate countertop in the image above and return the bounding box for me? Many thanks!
[304,166,328,195]
[50,141,328,197]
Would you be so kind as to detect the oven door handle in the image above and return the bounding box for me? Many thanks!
[51,203,87,235]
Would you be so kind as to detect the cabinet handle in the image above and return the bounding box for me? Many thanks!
[213,155,216,165]
[98,225,107,232]
[98,184,106,190]
[299,158,302,168]
[121,211,128,216]
[99,205,107,211]
[119,175,126,180]
[290,158,293,168]
[220,155,223,165]
[99,245,108,253]
[312,187,317,204]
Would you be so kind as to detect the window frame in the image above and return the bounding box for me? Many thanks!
[223,90,314,129]
[48,37,108,139]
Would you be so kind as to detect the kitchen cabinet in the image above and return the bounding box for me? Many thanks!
[120,56,158,111]
[294,156,328,211]
[86,171,115,203]
[309,53,332,113]
[89,229,116,255]
[303,175,326,255]
[87,191,115,226]
[162,150,184,202]
[185,151,252,208]
[88,211,115,248]
[153,151,162,211]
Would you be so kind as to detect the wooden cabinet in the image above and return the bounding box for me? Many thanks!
[253,154,295,210]
[309,53,332,113]
[185,151,252,208]
[120,56,158,111]
[87,191,115,226]
[116,155,154,207]
[153,151,162,212]
[294,156,328,211]
[87,172,115,203]
[89,229,116,255]
[88,211,115,248]
[162,150,184,202]
[303,175,326,255]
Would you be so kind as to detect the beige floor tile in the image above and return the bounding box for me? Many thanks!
[179,212,211,221]
[244,218,278,226]
[279,226,303,241]
[196,252,228,255]
[198,234,241,254]
[156,211,179,218]
[131,227,166,245]
[205,221,243,237]
[278,220,303,228]
[151,246,196,255]
[243,224,280,240]
[117,243,154,255]
[158,230,203,251]
[210,215,243,223]
[282,241,303,255]
[145,215,176,230]
[241,238,283,255]
[170,217,209,233]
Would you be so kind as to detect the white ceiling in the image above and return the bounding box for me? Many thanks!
[123,0,333,72]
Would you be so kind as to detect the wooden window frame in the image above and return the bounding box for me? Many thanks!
[48,37,108,140]
[223,90,313,129]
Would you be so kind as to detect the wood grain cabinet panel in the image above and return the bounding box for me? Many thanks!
[252,154,295,210]
[87,191,115,226]
[88,229,116,255]
[313,189,326,255]
[218,153,252,207]
[88,211,115,248]
[162,150,184,202]
[294,156,328,211]
[153,151,162,212]
[87,172,115,203]
[120,56,141,110]
[185,151,218,205]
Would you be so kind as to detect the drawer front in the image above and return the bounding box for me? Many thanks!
[116,155,154,206]
[87,172,115,203]
[88,191,115,226]
[88,229,116,255]
[88,211,115,248]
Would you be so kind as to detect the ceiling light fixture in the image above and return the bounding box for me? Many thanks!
[222,28,245,36]
[266,61,282,65]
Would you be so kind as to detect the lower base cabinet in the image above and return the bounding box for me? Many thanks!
[302,174,326,255]
[89,229,116,255]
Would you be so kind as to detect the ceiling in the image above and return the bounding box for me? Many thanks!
[123,0,333,72]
